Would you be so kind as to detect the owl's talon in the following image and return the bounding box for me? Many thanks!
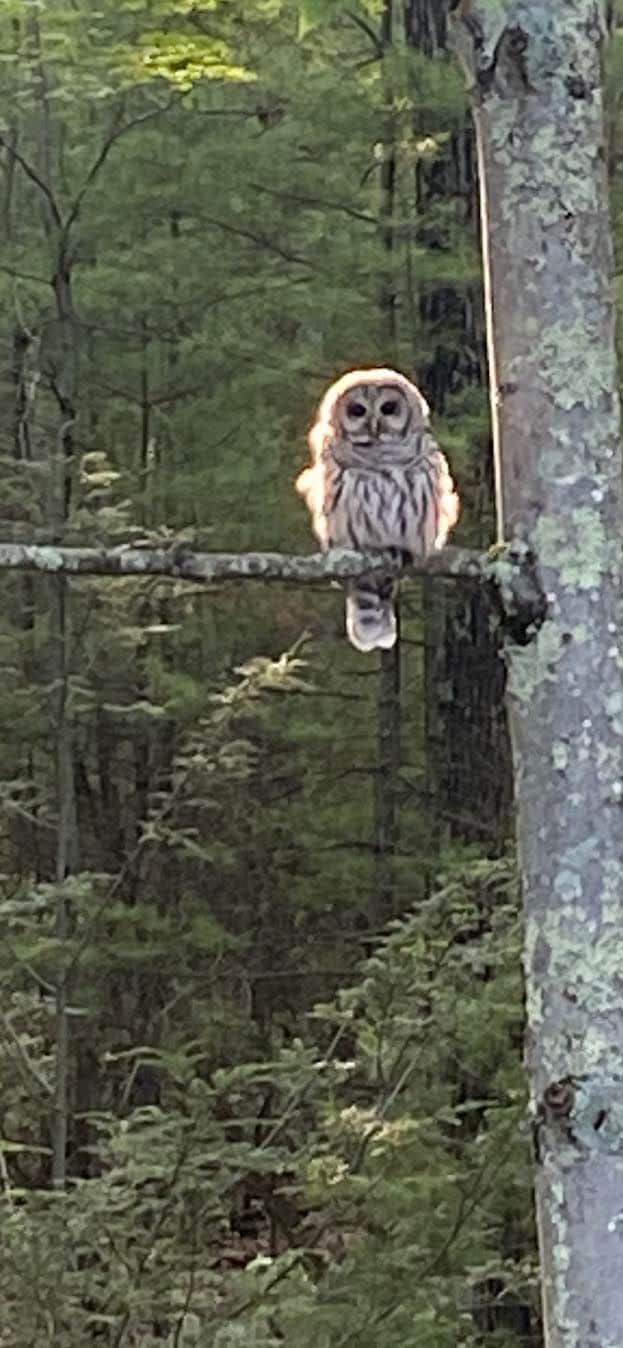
[384,546,412,570]
[166,540,195,571]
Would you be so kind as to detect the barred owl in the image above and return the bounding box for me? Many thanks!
[296,368,459,652]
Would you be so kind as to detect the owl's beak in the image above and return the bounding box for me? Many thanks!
[369,414,380,437]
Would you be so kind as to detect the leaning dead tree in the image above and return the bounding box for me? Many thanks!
[450,2,623,1345]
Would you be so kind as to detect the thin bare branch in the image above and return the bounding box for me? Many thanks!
[61,95,183,241]
[0,1146,13,1207]
[191,212,313,268]
[0,263,50,286]
[1,1011,53,1098]
[0,133,62,227]
[344,8,384,56]
[249,180,378,225]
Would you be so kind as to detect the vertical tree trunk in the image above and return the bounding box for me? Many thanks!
[28,12,80,1188]
[372,0,402,924]
[405,0,513,855]
[50,575,77,1188]
[403,0,449,55]
[450,3,623,1343]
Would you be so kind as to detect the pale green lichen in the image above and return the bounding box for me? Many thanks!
[537,916,623,1019]
[506,619,564,703]
[521,915,544,1022]
[532,510,611,589]
[552,741,568,771]
[596,742,620,779]
[563,837,600,872]
[549,1192,577,1348]
[34,546,65,572]
[605,689,623,735]
[601,858,623,927]
[542,321,615,408]
[502,115,605,219]
[553,870,583,903]
[488,99,517,149]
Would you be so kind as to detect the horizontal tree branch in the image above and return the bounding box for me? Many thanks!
[0,541,547,635]
[0,541,484,581]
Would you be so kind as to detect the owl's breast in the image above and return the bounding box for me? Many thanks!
[323,455,449,558]
[323,466,408,550]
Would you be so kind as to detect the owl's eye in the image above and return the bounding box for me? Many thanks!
[346,400,367,419]
[380,398,400,416]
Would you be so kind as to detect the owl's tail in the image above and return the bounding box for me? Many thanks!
[346,577,397,653]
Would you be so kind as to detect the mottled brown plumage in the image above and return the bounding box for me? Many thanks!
[296,368,459,651]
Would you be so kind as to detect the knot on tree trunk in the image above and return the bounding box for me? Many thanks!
[448,4,533,99]
[488,542,547,645]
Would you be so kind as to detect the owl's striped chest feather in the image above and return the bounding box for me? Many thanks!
[321,443,449,558]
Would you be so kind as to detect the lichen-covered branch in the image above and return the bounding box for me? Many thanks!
[0,541,545,629]
[450,3,623,1346]
[0,540,479,582]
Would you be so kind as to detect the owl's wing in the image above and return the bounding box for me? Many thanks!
[295,463,330,549]
[433,449,460,549]
[401,435,459,557]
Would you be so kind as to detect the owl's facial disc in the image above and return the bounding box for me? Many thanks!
[337,381,412,448]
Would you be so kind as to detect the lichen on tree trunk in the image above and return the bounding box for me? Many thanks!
[450,2,623,1344]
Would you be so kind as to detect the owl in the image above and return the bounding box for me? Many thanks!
[296,368,459,652]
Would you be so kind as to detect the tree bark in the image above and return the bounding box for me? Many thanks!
[0,539,543,608]
[373,0,402,926]
[450,3,623,1343]
[405,2,513,855]
[27,14,80,1187]
[50,574,77,1188]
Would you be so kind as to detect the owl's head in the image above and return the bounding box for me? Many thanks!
[310,368,429,461]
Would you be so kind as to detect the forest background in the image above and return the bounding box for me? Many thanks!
[1,1,620,1344]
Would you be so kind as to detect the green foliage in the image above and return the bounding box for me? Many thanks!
[1,859,538,1345]
[0,0,545,1344]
